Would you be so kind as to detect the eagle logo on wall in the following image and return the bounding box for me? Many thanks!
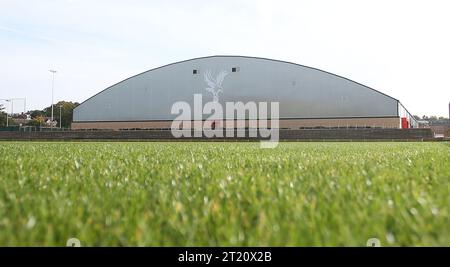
[204,70,228,102]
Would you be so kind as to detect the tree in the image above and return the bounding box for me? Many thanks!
[29,110,45,119]
[35,115,45,127]
[0,104,6,127]
[26,115,44,127]
[42,101,79,128]
[416,114,450,125]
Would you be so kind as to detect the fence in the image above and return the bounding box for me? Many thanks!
[0,126,71,132]
[0,128,434,141]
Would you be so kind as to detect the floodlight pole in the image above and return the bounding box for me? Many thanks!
[59,105,63,128]
[49,70,57,130]
[5,99,11,127]
[1,98,26,127]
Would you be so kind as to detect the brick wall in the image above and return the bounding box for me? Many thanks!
[71,118,402,130]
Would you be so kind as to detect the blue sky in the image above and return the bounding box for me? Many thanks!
[1,0,449,117]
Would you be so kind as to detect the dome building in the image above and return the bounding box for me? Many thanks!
[72,56,417,130]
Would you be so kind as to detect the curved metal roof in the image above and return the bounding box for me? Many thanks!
[76,55,399,107]
[73,55,402,121]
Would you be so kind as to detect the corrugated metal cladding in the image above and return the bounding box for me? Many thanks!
[73,56,400,122]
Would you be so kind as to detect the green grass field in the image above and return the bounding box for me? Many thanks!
[0,142,448,246]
